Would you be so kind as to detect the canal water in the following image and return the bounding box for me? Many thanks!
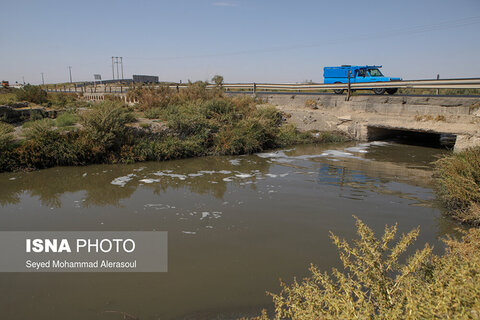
[0,142,457,319]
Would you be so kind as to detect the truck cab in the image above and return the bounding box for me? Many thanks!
[324,65,401,95]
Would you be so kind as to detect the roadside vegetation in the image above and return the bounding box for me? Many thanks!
[245,217,480,320]
[0,81,347,172]
[0,85,87,109]
[434,147,480,225]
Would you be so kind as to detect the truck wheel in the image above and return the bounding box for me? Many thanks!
[386,88,398,95]
[373,88,386,95]
[333,82,344,94]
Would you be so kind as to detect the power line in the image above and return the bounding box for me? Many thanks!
[125,15,480,62]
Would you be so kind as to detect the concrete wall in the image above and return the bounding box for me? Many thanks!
[258,93,480,151]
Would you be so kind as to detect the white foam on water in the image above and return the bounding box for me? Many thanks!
[153,172,187,180]
[229,159,241,166]
[201,212,210,219]
[133,167,145,172]
[144,203,174,210]
[182,231,196,235]
[279,173,289,177]
[223,177,233,182]
[370,141,390,146]
[209,181,219,184]
[206,226,213,229]
[255,151,288,158]
[8,177,16,180]
[218,170,232,174]
[111,174,135,187]
[188,173,203,177]
[82,173,87,177]
[139,178,160,184]
[345,146,369,153]
[235,173,253,178]
[212,211,222,218]
[199,170,216,174]
[265,173,277,178]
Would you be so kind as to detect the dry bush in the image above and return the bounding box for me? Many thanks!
[129,81,224,111]
[305,99,317,109]
[414,114,433,121]
[434,147,480,225]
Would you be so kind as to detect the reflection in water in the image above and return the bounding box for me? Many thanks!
[0,141,458,320]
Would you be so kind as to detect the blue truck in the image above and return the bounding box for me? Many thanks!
[324,65,401,95]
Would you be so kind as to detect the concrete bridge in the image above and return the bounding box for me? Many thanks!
[262,93,480,151]
[81,92,480,151]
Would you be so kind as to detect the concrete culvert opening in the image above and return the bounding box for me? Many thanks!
[367,126,456,149]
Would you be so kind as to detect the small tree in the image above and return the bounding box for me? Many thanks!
[211,75,224,88]
[15,85,48,104]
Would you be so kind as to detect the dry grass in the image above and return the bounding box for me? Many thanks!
[434,147,480,225]
[414,114,446,122]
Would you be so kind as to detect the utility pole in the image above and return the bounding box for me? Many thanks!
[22,76,25,85]
[115,57,120,81]
[68,66,73,83]
[120,57,124,80]
[111,56,115,80]
[41,73,45,85]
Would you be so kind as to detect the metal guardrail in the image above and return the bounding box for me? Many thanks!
[213,78,480,90]
[46,78,480,94]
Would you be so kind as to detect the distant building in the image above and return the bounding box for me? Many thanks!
[132,75,159,83]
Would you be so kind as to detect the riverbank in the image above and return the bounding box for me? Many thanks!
[0,84,348,172]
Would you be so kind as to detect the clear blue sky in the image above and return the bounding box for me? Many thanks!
[1,0,480,84]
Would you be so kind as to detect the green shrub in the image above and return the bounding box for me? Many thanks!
[434,147,480,225]
[246,218,480,320]
[144,107,164,119]
[55,112,77,127]
[47,92,77,109]
[23,118,54,140]
[0,93,18,105]
[0,122,14,149]
[15,131,80,169]
[79,101,135,150]
[15,85,48,104]
[165,104,213,139]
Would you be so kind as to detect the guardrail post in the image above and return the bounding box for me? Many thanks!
[55,84,57,92]
[346,71,352,101]
[120,86,123,93]
[436,74,440,95]
[176,85,179,92]
[253,82,257,96]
